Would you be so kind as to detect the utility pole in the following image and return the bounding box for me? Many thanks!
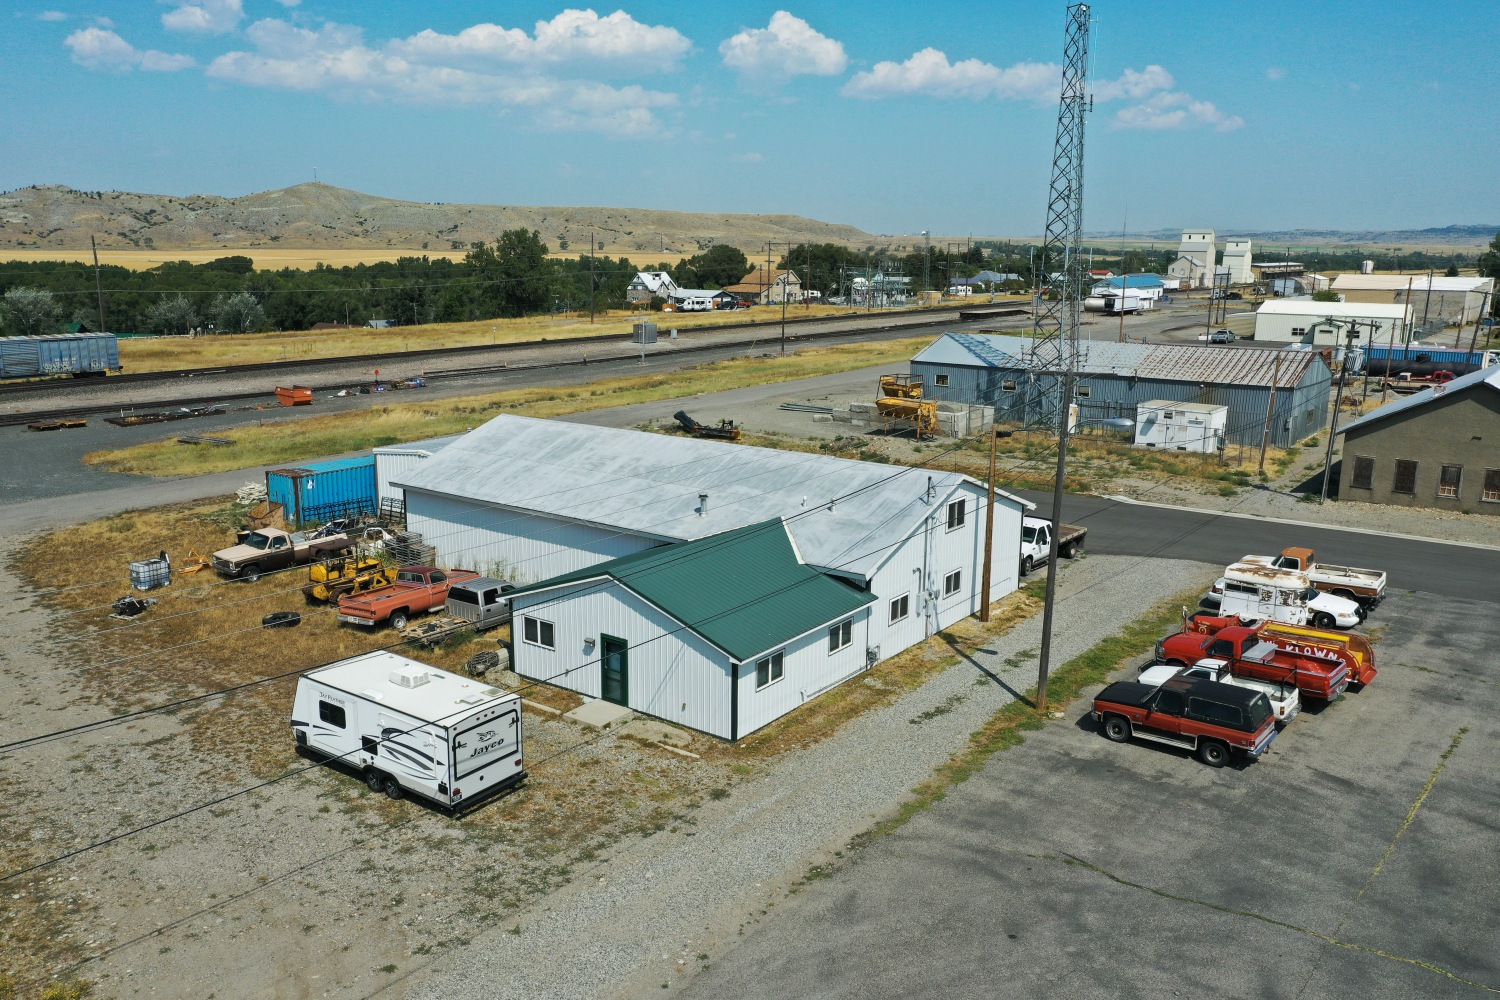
[589,232,596,324]
[90,235,107,333]
[1257,353,1282,476]
[921,231,931,293]
[979,421,1001,622]
[1321,324,1362,503]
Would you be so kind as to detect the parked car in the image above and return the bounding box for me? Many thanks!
[1093,675,1277,766]
[1018,516,1086,577]
[1226,291,1244,300]
[1156,624,1351,702]
[336,566,481,629]
[1139,658,1300,726]
[1240,547,1386,609]
[1208,330,1236,344]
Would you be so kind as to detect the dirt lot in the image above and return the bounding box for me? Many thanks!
[0,496,1045,998]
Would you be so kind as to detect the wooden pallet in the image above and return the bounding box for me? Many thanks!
[27,418,88,431]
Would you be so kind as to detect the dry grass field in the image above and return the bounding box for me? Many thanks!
[114,302,851,371]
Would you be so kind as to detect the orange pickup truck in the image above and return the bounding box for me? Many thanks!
[335,566,480,630]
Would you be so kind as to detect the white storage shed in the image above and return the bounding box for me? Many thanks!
[1133,400,1228,453]
[393,415,1031,663]
[1253,300,1411,346]
[507,519,877,740]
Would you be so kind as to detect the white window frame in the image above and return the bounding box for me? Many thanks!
[755,650,785,690]
[1438,464,1462,499]
[943,569,962,596]
[1484,468,1500,503]
[522,615,555,650]
[946,498,966,531]
[934,374,950,387]
[828,619,853,653]
[889,593,910,624]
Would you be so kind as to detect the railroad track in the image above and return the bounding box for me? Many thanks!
[0,306,980,399]
[0,313,991,427]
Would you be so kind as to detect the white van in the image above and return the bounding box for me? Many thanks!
[1206,562,1362,630]
[291,650,525,812]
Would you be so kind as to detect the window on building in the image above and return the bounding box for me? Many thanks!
[755,650,785,689]
[946,498,966,531]
[828,619,853,653]
[1350,456,1374,491]
[934,374,950,387]
[1438,464,1463,499]
[944,570,962,596]
[1392,460,1418,495]
[522,615,555,649]
[889,594,910,623]
[1075,385,1091,398]
[1291,326,1306,337]
[1484,469,1500,503]
[318,701,346,728]
[1001,379,1017,392]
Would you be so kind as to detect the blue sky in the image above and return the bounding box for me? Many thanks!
[3,1,1496,237]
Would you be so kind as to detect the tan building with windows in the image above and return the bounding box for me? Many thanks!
[1337,366,1500,514]
[723,266,802,305]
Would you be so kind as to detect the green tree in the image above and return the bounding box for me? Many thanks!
[2,286,59,336]
[1311,289,1341,302]
[145,294,200,335]
[1445,263,1460,277]
[1480,232,1500,279]
[776,243,875,297]
[681,244,749,288]
[211,291,266,333]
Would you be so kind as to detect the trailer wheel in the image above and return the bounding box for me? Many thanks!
[1101,715,1131,743]
[262,611,301,629]
[390,609,410,630]
[1312,611,1336,629]
[364,768,385,792]
[1020,556,1033,577]
[383,776,404,801]
[1197,740,1229,768]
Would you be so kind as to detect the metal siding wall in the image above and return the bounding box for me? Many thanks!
[376,452,429,505]
[510,581,732,737]
[737,606,871,738]
[407,491,658,583]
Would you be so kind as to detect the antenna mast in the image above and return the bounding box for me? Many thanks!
[1028,3,1091,429]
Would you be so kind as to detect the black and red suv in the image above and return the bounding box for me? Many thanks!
[1092,674,1276,767]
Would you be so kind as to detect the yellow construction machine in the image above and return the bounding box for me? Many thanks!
[876,374,939,439]
[303,553,394,604]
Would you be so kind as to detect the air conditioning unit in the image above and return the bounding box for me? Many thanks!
[389,664,431,689]
[866,646,882,668]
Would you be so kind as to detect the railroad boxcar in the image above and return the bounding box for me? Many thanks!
[0,333,122,380]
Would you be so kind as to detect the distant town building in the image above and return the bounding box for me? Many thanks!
[723,266,803,305]
[626,271,679,304]
[1221,240,1253,284]
[1329,274,1495,327]
[1167,229,1217,288]
[1253,300,1412,347]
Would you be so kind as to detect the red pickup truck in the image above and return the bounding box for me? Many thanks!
[1186,613,1377,687]
[1157,624,1351,703]
[1093,675,1277,767]
[336,566,480,630]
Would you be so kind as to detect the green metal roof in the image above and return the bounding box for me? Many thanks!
[511,519,875,661]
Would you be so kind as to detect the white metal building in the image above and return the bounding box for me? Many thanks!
[1221,240,1253,285]
[373,434,463,510]
[393,415,1032,658]
[1168,230,1217,288]
[1253,300,1412,346]
[1133,400,1228,453]
[1329,274,1495,326]
[506,519,879,740]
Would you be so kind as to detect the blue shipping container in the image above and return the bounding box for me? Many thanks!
[266,457,378,527]
[1367,345,1482,366]
[0,333,121,379]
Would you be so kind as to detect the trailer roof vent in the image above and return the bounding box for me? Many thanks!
[390,664,432,689]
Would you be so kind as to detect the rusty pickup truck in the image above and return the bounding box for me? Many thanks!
[335,566,480,630]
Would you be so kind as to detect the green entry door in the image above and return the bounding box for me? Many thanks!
[601,635,629,706]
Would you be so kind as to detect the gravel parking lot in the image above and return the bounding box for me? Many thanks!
[672,585,1500,999]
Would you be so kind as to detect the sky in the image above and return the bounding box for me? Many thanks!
[2,1,1497,238]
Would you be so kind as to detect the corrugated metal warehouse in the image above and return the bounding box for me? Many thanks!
[507,519,879,740]
[911,333,1332,447]
[1253,300,1411,346]
[394,414,1032,667]
[373,434,463,512]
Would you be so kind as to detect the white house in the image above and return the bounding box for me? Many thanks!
[393,415,1031,663]
[506,519,878,740]
[1253,300,1412,346]
[626,271,679,304]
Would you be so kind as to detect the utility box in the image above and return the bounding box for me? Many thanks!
[1133,400,1227,453]
[267,456,378,527]
[130,555,172,591]
[632,321,658,345]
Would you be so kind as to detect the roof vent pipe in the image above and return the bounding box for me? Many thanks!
[698,492,709,515]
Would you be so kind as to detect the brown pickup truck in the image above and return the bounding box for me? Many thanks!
[335,566,480,630]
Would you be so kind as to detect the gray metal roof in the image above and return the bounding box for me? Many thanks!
[372,433,464,457]
[1339,364,1500,436]
[912,333,1326,388]
[394,415,1031,582]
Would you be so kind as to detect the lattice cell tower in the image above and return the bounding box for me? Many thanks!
[1026,3,1091,430]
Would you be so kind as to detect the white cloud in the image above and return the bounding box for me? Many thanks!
[1093,64,1173,101]
[37,10,69,21]
[161,0,243,35]
[1266,66,1285,81]
[65,27,194,71]
[393,9,690,75]
[206,18,679,137]
[720,11,846,83]
[732,151,764,163]
[1111,91,1244,132]
[842,48,1056,101]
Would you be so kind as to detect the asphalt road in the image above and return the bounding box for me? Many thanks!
[673,587,1500,1000]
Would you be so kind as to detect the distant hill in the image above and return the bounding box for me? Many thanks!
[0,183,877,256]
[1093,225,1496,248]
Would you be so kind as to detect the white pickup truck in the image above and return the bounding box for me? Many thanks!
[1019,516,1087,577]
[1140,657,1301,726]
[1242,547,1387,611]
